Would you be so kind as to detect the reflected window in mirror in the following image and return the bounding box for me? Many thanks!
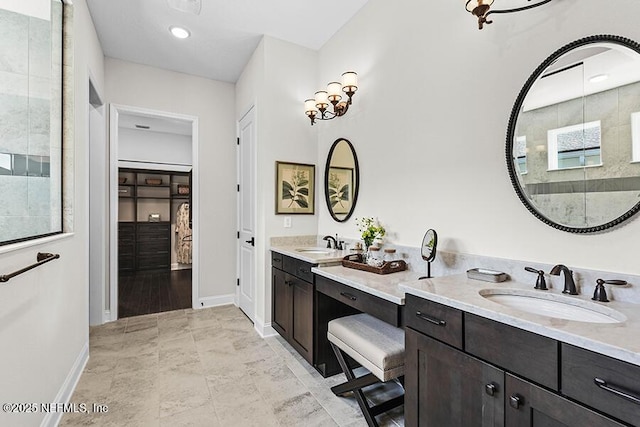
[324,138,359,222]
[0,0,64,245]
[547,121,602,170]
[632,112,640,162]
[506,35,640,233]
[515,136,528,174]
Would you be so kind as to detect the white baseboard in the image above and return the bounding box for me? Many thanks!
[171,263,192,271]
[254,319,278,338]
[198,294,235,309]
[41,341,89,427]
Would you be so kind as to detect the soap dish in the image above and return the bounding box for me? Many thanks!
[467,268,508,283]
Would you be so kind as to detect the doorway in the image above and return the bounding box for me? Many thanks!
[109,104,199,320]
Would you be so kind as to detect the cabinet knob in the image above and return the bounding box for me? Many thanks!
[485,383,498,397]
[285,280,293,286]
[509,394,523,409]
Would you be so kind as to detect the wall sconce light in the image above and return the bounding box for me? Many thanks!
[466,0,554,30]
[304,71,358,125]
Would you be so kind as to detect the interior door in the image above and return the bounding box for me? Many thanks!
[238,107,256,321]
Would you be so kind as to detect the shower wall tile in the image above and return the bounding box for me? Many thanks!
[0,70,28,97]
[0,176,28,216]
[0,93,29,154]
[29,97,51,156]
[28,177,51,216]
[29,75,51,100]
[0,216,28,242]
[0,9,28,74]
[29,17,51,79]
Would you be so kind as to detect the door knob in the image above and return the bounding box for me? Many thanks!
[245,237,255,246]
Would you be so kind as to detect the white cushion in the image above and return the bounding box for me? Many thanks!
[328,313,405,382]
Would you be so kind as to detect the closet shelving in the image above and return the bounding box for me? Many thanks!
[118,168,190,272]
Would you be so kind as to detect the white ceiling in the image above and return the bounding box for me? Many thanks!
[86,0,369,83]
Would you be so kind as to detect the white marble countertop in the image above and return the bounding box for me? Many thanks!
[312,265,422,305]
[270,245,351,264]
[400,274,640,367]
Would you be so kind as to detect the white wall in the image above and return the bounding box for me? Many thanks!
[315,0,640,276]
[0,0,104,425]
[118,127,192,165]
[105,58,237,301]
[236,36,318,329]
[0,0,49,20]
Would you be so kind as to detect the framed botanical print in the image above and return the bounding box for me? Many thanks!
[328,166,353,214]
[275,161,315,214]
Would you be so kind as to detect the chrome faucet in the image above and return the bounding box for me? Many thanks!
[323,235,337,249]
[550,264,578,295]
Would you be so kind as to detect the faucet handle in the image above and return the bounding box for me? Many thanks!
[525,267,548,291]
[592,278,628,303]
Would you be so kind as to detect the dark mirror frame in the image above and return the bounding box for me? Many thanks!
[324,138,360,222]
[506,34,640,233]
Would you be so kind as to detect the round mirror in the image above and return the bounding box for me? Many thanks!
[507,35,640,233]
[421,229,438,262]
[324,138,359,222]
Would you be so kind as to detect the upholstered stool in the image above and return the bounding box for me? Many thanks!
[328,313,405,427]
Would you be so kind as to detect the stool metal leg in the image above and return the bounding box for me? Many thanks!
[330,343,380,427]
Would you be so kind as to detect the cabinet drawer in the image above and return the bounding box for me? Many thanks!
[137,222,170,237]
[282,255,314,283]
[271,251,284,270]
[316,275,400,326]
[465,313,558,390]
[137,240,169,254]
[405,294,463,350]
[561,344,640,426]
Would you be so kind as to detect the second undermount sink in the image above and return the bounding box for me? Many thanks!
[479,289,626,324]
[295,247,335,255]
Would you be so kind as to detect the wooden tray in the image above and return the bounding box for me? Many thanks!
[341,253,407,275]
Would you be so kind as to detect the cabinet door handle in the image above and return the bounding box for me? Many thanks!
[273,258,282,263]
[485,383,498,397]
[285,280,293,286]
[509,394,523,409]
[299,268,310,274]
[594,378,640,405]
[340,292,357,301]
[415,311,446,326]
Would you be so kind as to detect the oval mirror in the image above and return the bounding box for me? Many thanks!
[421,229,438,262]
[507,35,640,233]
[324,138,359,222]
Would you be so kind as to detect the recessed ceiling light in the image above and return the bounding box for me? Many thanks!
[170,26,190,39]
[589,74,609,83]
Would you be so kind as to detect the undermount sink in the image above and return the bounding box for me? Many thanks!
[479,289,626,324]
[295,247,335,255]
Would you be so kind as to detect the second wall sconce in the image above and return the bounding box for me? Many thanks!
[466,0,554,30]
[304,71,358,125]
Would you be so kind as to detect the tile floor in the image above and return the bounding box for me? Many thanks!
[60,305,404,426]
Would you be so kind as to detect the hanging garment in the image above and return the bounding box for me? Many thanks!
[176,203,192,264]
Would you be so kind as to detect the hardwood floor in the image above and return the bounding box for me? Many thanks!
[118,269,192,318]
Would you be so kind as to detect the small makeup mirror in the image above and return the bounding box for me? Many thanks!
[419,229,438,279]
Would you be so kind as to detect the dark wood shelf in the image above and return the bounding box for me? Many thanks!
[118,167,190,272]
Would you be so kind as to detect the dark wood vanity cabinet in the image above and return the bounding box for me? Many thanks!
[504,373,625,427]
[404,294,629,427]
[405,328,504,427]
[271,252,315,364]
